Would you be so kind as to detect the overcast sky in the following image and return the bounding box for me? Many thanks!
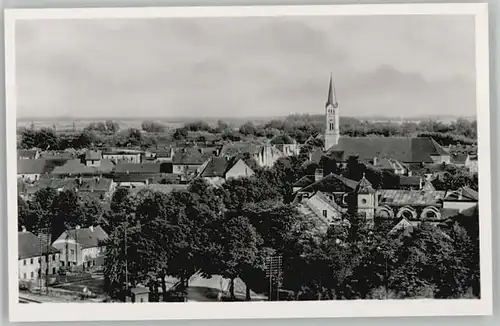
[15,15,476,119]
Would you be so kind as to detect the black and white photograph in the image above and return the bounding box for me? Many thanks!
[5,4,492,322]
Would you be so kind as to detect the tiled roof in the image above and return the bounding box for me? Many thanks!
[199,157,230,178]
[17,159,62,174]
[377,189,446,206]
[85,150,102,161]
[172,147,213,165]
[59,226,109,249]
[51,159,114,175]
[113,173,178,183]
[113,163,162,174]
[300,173,358,193]
[293,175,315,189]
[18,231,59,259]
[327,136,449,163]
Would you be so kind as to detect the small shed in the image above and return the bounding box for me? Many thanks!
[130,287,150,303]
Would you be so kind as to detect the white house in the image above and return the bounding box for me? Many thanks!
[17,159,50,182]
[52,225,109,270]
[18,229,60,284]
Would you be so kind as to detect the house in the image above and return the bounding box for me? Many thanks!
[84,150,102,167]
[297,191,347,233]
[372,157,407,175]
[17,159,57,182]
[198,157,255,186]
[442,186,479,212]
[172,147,213,178]
[18,149,40,160]
[18,229,60,284]
[102,149,142,164]
[52,225,109,270]
[145,146,175,163]
[51,158,114,176]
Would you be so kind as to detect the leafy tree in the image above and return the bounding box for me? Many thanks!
[141,121,166,133]
[173,128,188,141]
[239,122,257,136]
[105,120,120,133]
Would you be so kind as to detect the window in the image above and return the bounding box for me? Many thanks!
[52,267,56,275]
[45,256,48,262]
[70,249,75,255]
[30,272,34,278]
[140,298,144,303]
[322,210,327,218]
[23,273,26,279]
[361,198,367,204]
[23,259,26,266]
[61,261,65,267]
[93,260,96,266]
[52,255,56,261]
[30,258,33,265]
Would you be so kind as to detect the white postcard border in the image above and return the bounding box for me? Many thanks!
[4,3,492,322]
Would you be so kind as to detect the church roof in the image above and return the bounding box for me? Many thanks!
[326,74,338,108]
[355,174,375,194]
[327,136,449,163]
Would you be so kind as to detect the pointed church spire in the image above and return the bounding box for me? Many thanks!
[326,73,338,108]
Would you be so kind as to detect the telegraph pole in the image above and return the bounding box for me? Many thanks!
[266,255,283,301]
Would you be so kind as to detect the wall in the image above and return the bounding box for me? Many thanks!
[307,194,344,223]
[18,173,40,182]
[442,201,478,212]
[52,239,83,267]
[18,253,60,281]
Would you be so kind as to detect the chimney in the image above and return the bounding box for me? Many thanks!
[21,226,27,232]
[89,226,94,232]
[373,157,378,166]
[314,168,324,182]
[75,225,81,230]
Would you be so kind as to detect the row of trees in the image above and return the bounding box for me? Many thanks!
[18,127,159,151]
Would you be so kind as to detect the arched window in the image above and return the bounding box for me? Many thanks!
[396,206,417,220]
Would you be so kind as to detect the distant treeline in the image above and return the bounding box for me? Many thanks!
[18,115,477,150]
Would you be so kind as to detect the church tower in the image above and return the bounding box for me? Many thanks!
[324,74,339,151]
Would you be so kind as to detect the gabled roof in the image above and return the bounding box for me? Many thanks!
[51,159,114,175]
[327,136,450,163]
[58,226,108,249]
[421,180,436,191]
[199,157,230,178]
[113,163,162,174]
[314,191,346,213]
[17,159,55,174]
[444,186,478,201]
[85,150,102,161]
[172,147,212,165]
[18,231,59,259]
[300,173,358,194]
